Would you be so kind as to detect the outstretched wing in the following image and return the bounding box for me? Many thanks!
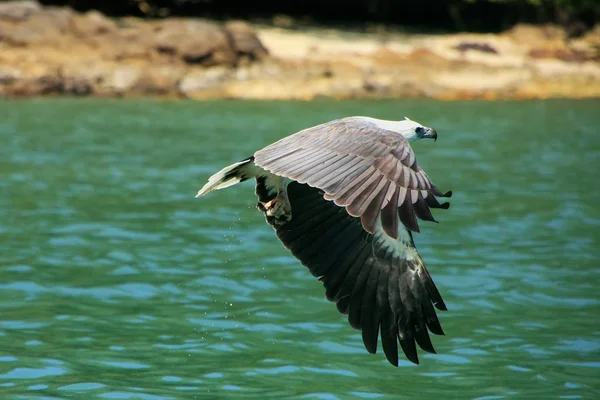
[254,117,451,239]
[265,180,447,366]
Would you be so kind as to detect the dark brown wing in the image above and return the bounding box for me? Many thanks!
[253,117,451,239]
[264,180,447,366]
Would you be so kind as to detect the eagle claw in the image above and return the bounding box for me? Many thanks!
[258,193,292,227]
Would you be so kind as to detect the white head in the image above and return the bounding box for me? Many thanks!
[360,116,438,142]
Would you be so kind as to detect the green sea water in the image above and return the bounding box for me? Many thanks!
[0,98,599,399]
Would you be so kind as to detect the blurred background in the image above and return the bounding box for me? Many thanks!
[0,0,599,99]
[1,1,599,400]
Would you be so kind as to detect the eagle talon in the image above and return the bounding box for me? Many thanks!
[260,193,292,226]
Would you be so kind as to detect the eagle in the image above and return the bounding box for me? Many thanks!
[195,116,452,366]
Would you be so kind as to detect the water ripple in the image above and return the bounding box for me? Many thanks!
[0,366,67,380]
[1,99,599,400]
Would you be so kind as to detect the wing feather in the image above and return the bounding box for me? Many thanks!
[254,117,450,234]
[399,191,419,232]
[283,148,333,176]
[321,158,370,194]
[334,167,379,207]
[257,146,305,163]
[310,155,360,187]
[348,257,375,330]
[360,264,382,354]
[380,185,400,239]
[413,194,437,223]
[264,182,447,366]
[347,176,388,217]
[325,164,373,202]
[397,186,408,207]
[359,181,391,234]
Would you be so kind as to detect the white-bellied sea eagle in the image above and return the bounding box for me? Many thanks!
[195,116,452,366]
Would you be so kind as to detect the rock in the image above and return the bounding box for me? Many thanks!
[178,67,231,97]
[134,66,185,95]
[565,21,588,39]
[71,10,117,37]
[0,67,22,84]
[405,48,448,65]
[0,25,34,46]
[0,67,23,94]
[0,1,40,21]
[504,24,566,47]
[102,66,141,95]
[528,47,598,62]
[34,6,74,34]
[453,42,498,54]
[224,21,269,61]
[370,48,409,66]
[12,72,62,96]
[60,75,93,96]
[0,5,74,46]
[4,67,93,96]
[58,62,113,95]
[106,28,155,61]
[581,24,600,48]
[155,19,236,66]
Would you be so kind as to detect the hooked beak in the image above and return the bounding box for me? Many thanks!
[424,128,438,141]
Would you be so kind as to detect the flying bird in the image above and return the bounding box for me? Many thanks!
[195,116,452,366]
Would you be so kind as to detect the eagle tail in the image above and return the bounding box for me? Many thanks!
[195,156,257,198]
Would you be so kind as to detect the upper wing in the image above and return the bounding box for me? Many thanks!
[254,117,451,239]
[270,181,447,366]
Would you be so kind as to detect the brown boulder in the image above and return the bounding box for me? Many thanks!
[178,67,231,97]
[581,24,600,48]
[453,42,498,54]
[107,28,155,61]
[405,48,449,65]
[0,67,22,84]
[0,5,74,46]
[0,1,40,22]
[9,71,61,96]
[528,47,598,62]
[134,66,185,95]
[504,23,566,47]
[101,66,141,95]
[0,67,23,95]
[71,10,117,37]
[224,21,269,61]
[33,6,74,34]
[155,19,236,66]
[59,62,111,94]
[59,74,93,96]
[4,67,94,97]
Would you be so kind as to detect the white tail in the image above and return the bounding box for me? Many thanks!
[195,157,256,198]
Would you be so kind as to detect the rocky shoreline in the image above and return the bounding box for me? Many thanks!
[1,1,599,100]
